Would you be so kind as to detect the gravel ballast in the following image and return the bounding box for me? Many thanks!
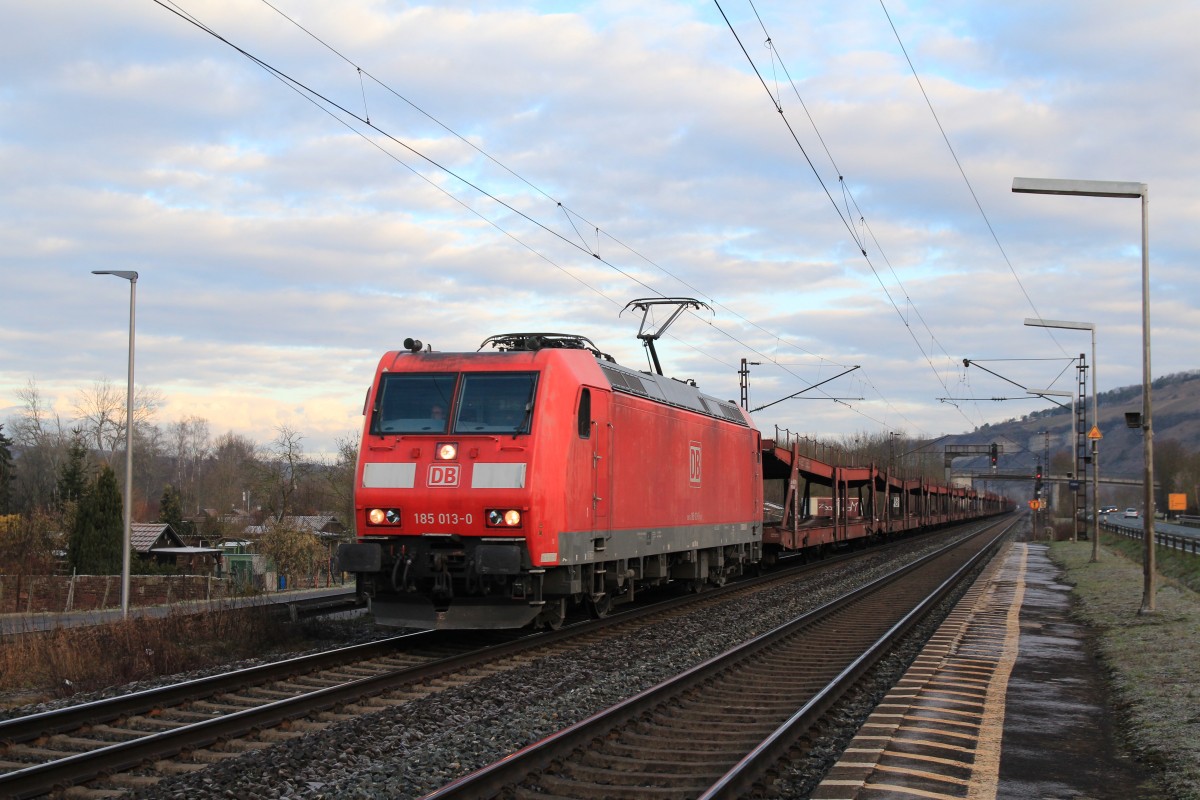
[126,532,988,800]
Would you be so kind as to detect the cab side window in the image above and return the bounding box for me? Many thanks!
[577,388,591,438]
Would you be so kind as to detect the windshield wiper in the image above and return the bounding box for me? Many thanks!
[513,390,535,438]
[512,401,533,438]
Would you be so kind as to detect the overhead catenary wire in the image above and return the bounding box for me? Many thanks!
[750,19,960,383]
[876,0,1072,361]
[742,0,984,422]
[716,0,977,433]
[156,0,660,298]
[154,0,924,435]
[157,0,909,430]
[744,1,1089,419]
[249,0,865,382]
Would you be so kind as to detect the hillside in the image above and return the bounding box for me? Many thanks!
[948,370,1200,507]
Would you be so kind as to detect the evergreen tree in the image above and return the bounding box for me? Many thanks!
[68,464,123,575]
[159,484,183,527]
[0,424,14,515]
[158,483,193,537]
[56,429,92,535]
[57,429,91,510]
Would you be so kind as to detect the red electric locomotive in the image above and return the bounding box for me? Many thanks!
[338,325,763,630]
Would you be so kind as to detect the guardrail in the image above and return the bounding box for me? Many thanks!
[1178,515,1200,529]
[1100,520,1200,556]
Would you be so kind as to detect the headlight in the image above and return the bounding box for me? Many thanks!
[436,442,458,461]
[367,508,402,526]
[486,509,522,527]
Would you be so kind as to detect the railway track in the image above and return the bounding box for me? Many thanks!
[0,523,1002,798]
[0,631,510,798]
[424,519,1014,800]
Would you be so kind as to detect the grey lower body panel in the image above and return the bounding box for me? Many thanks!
[556,520,760,565]
[370,595,542,630]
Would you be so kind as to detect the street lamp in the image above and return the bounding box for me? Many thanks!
[1026,318,1099,563]
[1013,176,1154,612]
[92,270,138,618]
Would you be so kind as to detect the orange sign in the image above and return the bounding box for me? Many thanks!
[1169,493,1188,511]
[1088,425,1103,440]
[1029,500,1041,510]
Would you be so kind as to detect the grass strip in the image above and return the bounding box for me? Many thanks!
[1050,538,1200,800]
[0,604,315,702]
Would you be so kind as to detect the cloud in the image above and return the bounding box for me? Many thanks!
[2,0,1196,456]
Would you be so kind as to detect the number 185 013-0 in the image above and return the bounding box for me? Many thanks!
[413,512,474,526]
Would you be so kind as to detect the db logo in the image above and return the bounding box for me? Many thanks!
[428,464,461,487]
[689,442,702,486]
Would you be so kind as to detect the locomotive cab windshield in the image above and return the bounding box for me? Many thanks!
[372,370,538,436]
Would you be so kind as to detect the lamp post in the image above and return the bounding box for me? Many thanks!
[1025,318,1099,563]
[1013,177,1154,612]
[92,270,138,618]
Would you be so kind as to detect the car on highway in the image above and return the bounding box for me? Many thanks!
[1124,507,1139,518]
[1100,506,1119,514]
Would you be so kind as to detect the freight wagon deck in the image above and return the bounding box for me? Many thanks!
[762,436,1010,555]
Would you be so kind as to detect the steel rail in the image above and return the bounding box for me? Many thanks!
[701,516,1017,798]
[422,518,1013,799]
[0,519,1002,798]
[0,630,531,798]
[0,552,835,748]
[0,633,422,744]
[0,543,880,798]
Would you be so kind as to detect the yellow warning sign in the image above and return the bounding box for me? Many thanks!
[1029,499,1041,510]
[1088,425,1103,440]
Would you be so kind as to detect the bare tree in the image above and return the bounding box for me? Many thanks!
[258,425,312,520]
[205,431,259,515]
[72,379,122,463]
[9,380,68,512]
[167,416,211,515]
[72,379,164,466]
[11,380,64,449]
[323,434,359,537]
[134,421,165,522]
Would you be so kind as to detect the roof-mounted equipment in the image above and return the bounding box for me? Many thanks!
[479,332,614,361]
[621,297,712,375]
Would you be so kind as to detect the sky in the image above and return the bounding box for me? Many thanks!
[3,0,1198,460]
